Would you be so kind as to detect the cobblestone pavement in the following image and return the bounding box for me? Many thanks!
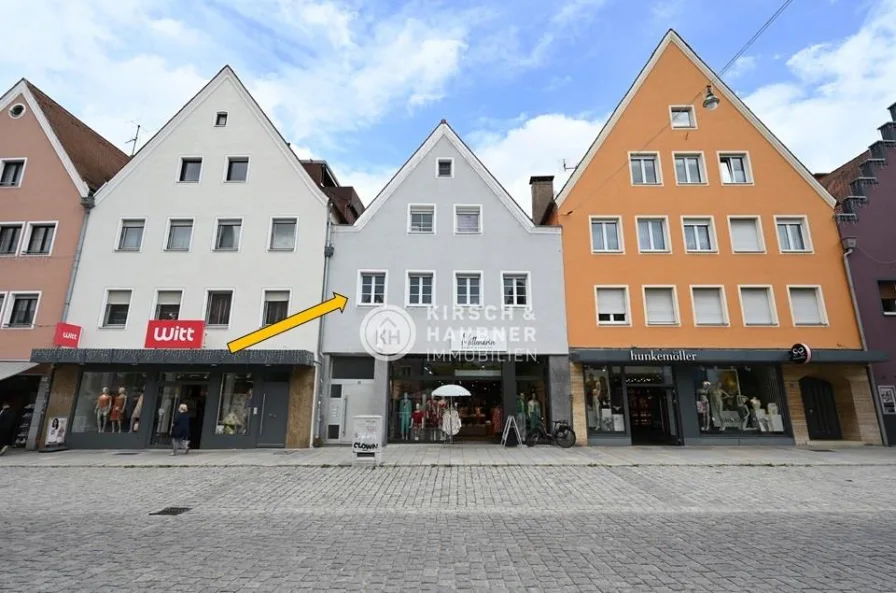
[2,465,896,592]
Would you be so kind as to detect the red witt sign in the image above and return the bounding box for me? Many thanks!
[144,320,205,349]
[53,323,82,348]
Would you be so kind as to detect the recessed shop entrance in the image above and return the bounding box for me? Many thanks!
[628,385,677,445]
[151,374,210,449]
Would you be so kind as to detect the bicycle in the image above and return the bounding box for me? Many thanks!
[525,417,576,448]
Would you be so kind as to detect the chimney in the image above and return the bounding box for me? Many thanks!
[529,175,555,225]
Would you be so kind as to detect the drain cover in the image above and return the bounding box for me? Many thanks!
[149,507,192,516]
[115,451,141,455]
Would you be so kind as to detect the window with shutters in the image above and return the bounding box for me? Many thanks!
[691,287,727,326]
[117,219,145,251]
[408,205,435,233]
[359,272,386,305]
[729,217,764,253]
[673,153,705,184]
[590,217,622,252]
[788,287,826,326]
[629,153,661,185]
[595,287,629,325]
[206,291,233,326]
[637,217,669,252]
[644,287,678,325]
[154,290,182,320]
[263,290,290,325]
[719,153,751,184]
[407,272,434,306]
[682,217,714,252]
[455,273,482,306]
[454,205,481,234]
[102,290,132,328]
[214,219,242,251]
[739,287,776,326]
[879,281,896,315]
[776,217,811,252]
[166,219,193,251]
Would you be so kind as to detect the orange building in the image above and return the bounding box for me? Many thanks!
[537,31,885,447]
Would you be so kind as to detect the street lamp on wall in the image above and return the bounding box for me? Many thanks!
[702,85,720,111]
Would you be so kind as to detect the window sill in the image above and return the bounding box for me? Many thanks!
[794,322,828,327]
[213,248,239,252]
[99,325,127,330]
[732,250,766,255]
[780,250,813,255]
[454,231,482,235]
[357,302,385,307]
[406,303,434,308]
[267,248,296,253]
[638,250,672,254]
[2,324,35,330]
[675,181,709,186]
[685,250,718,254]
[695,323,730,327]
[721,181,754,186]
[205,324,229,329]
[591,250,624,255]
[223,180,247,184]
[453,304,483,308]
[114,248,141,253]
[407,230,435,235]
[631,183,663,187]
[176,180,200,184]
[0,185,22,189]
[19,252,51,257]
[883,312,896,316]
[744,323,778,327]
[597,322,630,327]
[163,249,191,252]
[646,322,681,327]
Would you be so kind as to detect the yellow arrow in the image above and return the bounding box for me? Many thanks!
[227,292,348,354]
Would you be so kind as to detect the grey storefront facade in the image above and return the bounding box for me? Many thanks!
[32,348,317,450]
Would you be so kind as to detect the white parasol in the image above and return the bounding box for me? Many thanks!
[432,384,471,397]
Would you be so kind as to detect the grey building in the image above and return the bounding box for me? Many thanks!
[318,121,569,446]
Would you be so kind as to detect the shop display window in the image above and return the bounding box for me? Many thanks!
[692,365,786,434]
[216,373,253,435]
[584,365,626,434]
[71,371,147,433]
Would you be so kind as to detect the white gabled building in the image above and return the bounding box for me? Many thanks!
[35,66,363,450]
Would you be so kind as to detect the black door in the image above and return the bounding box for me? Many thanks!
[799,377,842,440]
[256,382,290,447]
[628,387,672,444]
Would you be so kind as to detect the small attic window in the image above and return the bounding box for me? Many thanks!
[437,158,453,178]
[9,104,25,119]
[215,112,228,127]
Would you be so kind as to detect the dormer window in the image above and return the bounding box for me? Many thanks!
[215,112,228,126]
[437,158,453,178]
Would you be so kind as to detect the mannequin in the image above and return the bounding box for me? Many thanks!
[703,380,728,431]
[110,387,128,433]
[130,391,144,432]
[441,401,461,441]
[491,404,503,436]
[95,387,112,433]
[411,403,424,441]
[697,392,710,431]
[734,393,751,430]
[399,393,412,440]
[527,394,542,431]
[516,392,527,438]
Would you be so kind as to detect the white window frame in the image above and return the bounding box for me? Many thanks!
[98,288,132,329]
[454,271,484,307]
[672,151,708,185]
[260,288,292,327]
[223,156,251,183]
[268,216,298,252]
[150,288,184,321]
[501,271,532,309]
[114,217,146,252]
[589,215,624,254]
[0,291,6,323]
[454,204,483,235]
[738,285,779,327]
[628,152,663,186]
[357,270,388,306]
[0,157,27,188]
[215,112,228,127]
[774,215,813,254]
[727,215,766,254]
[407,204,436,234]
[203,288,236,328]
[880,281,896,316]
[635,216,671,253]
[642,285,680,326]
[669,105,697,129]
[405,270,436,307]
[3,291,41,329]
[689,285,730,327]
[21,221,58,256]
[164,217,195,252]
[594,285,631,326]
[212,217,243,252]
[436,157,454,178]
[717,151,753,185]
[176,156,203,184]
[787,285,828,327]
[0,221,25,255]
[681,216,717,253]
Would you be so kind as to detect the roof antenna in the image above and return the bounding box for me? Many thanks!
[126,123,142,156]
[561,159,577,171]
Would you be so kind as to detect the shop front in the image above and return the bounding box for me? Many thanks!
[30,348,317,450]
[572,346,886,446]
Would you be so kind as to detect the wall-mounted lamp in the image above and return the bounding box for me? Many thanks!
[841,236,858,251]
[702,85,720,111]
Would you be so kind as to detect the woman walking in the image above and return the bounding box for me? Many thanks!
[171,403,190,455]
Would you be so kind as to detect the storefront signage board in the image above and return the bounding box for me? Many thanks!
[628,349,698,362]
[53,322,81,348]
[45,417,67,446]
[878,385,896,415]
[352,415,382,465]
[144,320,205,349]
[449,329,508,353]
[789,343,812,364]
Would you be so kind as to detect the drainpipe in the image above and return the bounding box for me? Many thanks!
[62,191,95,320]
[843,242,889,446]
[310,201,335,447]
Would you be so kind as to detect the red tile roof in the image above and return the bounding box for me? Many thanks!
[817,151,868,204]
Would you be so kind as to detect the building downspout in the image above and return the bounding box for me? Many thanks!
[843,247,889,446]
[62,192,94,321]
[310,202,335,447]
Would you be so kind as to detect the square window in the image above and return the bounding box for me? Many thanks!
[740,287,775,326]
[880,282,896,315]
[644,287,677,325]
[409,206,435,233]
[206,291,233,326]
[263,290,290,325]
[360,273,386,305]
[103,290,131,328]
[590,218,621,252]
[437,159,453,177]
[670,106,695,128]
[215,219,242,251]
[0,224,22,254]
[0,160,25,187]
[692,287,727,325]
[226,157,249,182]
[630,154,660,185]
[455,206,481,234]
[166,219,193,251]
[790,287,825,326]
[117,219,145,251]
[455,274,481,306]
[683,218,714,252]
[215,112,228,126]
[408,273,434,306]
[270,218,297,250]
[503,274,529,306]
[179,158,202,183]
[24,223,55,255]
[730,218,763,253]
[720,154,750,184]
[777,218,810,252]
[674,154,704,184]
[155,290,182,320]
[637,218,668,252]
[7,293,38,327]
[596,287,628,324]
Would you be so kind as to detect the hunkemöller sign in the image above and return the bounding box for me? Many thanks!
[629,349,698,362]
